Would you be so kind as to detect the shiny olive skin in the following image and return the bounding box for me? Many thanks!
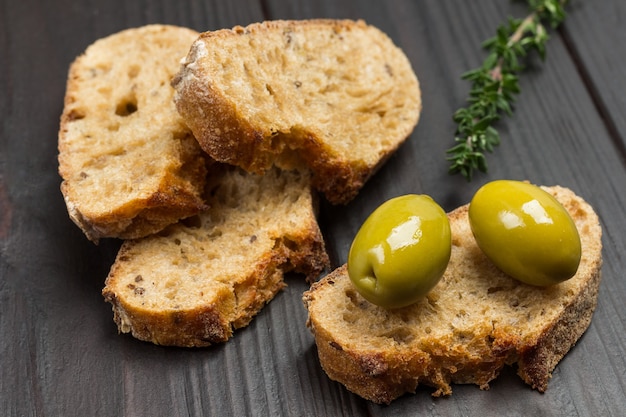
[469,180,581,286]
[348,195,451,309]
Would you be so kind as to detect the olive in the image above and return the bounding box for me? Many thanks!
[469,180,581,286]
[347,195,451,309]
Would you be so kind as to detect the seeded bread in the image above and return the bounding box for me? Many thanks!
[303,186,602,404]
[172,19,421,205]
[58,25,208,242]
[103,164,329,347]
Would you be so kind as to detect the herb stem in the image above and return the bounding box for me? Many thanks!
[510,13,536,45]
[446,0,568,181]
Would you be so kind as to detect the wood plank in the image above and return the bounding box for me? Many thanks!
[1,0,625,415]
[562,0,626,151]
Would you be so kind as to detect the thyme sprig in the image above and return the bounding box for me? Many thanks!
[446,0,568,181]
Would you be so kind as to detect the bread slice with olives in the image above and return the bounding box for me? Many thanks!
[303,185,602,404]
[103,164,329,347]
[172,19,422,205]
[58,25,208,242]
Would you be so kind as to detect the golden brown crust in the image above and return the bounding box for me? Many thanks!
[58,25,208,242]
[303,186,602,404]
[172,19,421,205]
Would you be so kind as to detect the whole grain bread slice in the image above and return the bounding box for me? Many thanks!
[58,25,208,242]
[103,164,329,347]
[172,19,421,205]
[303,185,602,404]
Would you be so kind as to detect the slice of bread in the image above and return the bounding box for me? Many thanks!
[303,186,602,404]
[172,19,422,205]
[102,164,329,347]
[58,25,208,242]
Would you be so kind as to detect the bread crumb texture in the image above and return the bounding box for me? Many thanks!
[303,186,602,404]
[58,25,208,241]
[173,19,422,204]
[103,165,329,347]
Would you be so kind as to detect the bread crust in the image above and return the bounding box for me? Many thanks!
[303,186,602,404]
[172,19,421,205]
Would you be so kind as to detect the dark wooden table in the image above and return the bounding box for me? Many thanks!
[2,0,625,415]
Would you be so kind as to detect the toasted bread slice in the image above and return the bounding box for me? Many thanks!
[172,19,421,205]
[58,25,207,242]
[303,186,602,404]
[103,164,329,347]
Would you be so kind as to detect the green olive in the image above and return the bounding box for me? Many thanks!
[347,195,451,309]
[469,180,581,286]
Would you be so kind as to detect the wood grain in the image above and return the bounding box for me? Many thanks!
[1,0,625,415]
